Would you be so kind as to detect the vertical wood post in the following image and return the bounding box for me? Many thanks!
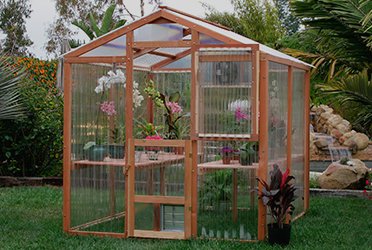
[190,29,199,237]
[304,71,311,211]
[63,62,72,232]
[257,57,269,240]
[125,31,134,237]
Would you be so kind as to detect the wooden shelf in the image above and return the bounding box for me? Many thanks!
[198,160,258,170]
[72,152,185,169]
[197,133,251,139]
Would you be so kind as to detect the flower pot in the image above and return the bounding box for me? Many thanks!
[86,145,108,161]
[222,157,231,164]
[240,151,254,166]
[108,144,125,159]
[268,223,291,246]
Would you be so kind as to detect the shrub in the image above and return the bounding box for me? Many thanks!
[0,57,63,177]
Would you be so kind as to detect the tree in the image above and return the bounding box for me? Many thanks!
[0,0,33,56]
[273,0,300,35]
[319,70,372,136]
[72,4,127,41]
[205,0,285,46]
[47,0,163,56]
[290,0,372,69]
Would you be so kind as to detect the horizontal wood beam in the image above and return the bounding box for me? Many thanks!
[64,57,126,64]
[134,139,186,147]
[133,41,192,48]
[134,230,184,239]
[134,195,185,205]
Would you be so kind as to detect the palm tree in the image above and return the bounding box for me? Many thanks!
[319,70,372,135]
[288,0,372,82]
[0,56,25,120]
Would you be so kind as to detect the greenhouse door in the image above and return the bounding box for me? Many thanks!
[126,139,192,239]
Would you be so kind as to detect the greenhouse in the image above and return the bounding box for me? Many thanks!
[62,6,311,241]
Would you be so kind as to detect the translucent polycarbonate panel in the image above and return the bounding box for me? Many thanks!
[267,62,288,172]
[143,72,191,140]
[71,64,127,162]
[197,140,258,240]
[134,54,167,68]
[200,33,224,45]
[291,68,306,216]
[161,205,184,231]
[198,50,253,138]
[81,35,126,57]
[134,145,185,197]
[134,23,184,42]
[163,55,191,69]
[70,165,125,233]
[155,47,188,55]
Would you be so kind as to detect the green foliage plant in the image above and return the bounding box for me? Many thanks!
[72,4,127,41]
[257,164,296,228]
[0,57,63,177]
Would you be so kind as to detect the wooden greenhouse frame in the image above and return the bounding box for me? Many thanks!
[62,6,311,242]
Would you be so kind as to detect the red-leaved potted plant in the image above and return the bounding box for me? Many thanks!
[256,164,296,246]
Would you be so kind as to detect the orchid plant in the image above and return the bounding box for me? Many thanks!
[144,80,185,139]
[84,69,144,150]
[256,164,297,228]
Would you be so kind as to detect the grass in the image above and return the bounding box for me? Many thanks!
[0,187,371,249]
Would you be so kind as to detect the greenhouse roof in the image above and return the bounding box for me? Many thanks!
[64,6,312,70]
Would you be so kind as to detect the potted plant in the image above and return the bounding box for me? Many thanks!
[240,142,257,165]
[221,146,233,164]
[84,69,144,161]
[256,164,296,246]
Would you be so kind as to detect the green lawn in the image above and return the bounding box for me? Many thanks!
[0,187,371,249]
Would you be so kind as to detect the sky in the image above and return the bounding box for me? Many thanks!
[25,0,234,59]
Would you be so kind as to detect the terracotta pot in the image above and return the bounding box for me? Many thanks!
[222,157,231,164]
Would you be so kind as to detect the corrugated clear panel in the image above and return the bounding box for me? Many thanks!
[148,72,191,140]
[134,145,185,232]
[81,35,126,57]
[155,47,188,54]
[267,62,288,172]
[70,63,126,233]
[200,33,224,45]
[134,23,184,41]
[134,54,167,68]
[163,55,191,69]
[197,140,258,240]
[291,68,306,216]
[198,50,253,138]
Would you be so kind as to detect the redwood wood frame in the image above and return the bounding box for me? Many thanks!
[62,6,311,241]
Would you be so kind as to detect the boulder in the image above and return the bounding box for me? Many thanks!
[343,133,369,151]
[318,159,369,189]
[314,138,330,150]
[330,129,343,139]
[335,123,349,134]
[320,112,331,120]
[327,114,343,127]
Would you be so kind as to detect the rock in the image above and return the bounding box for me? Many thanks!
[320,112,331,120]
[336,123,350,134]
[343,133,369,151]
[318,159,369,189]
[314,138,330,150]
[327,114,343,127]
[331,129,343,139]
